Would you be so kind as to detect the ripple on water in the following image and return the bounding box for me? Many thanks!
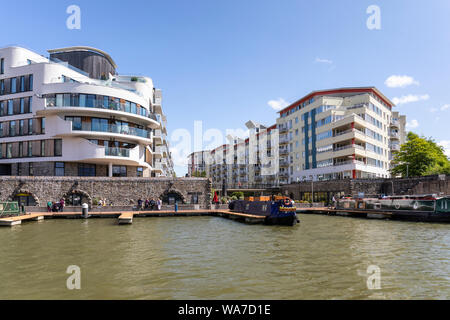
[0,215,449,299]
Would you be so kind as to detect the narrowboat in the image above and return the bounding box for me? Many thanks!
[229,196,299,226]
[336,194,450,222]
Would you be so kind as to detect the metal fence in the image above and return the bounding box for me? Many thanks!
[0,202,20,217]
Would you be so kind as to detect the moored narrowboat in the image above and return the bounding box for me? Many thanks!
[229,196,299,226]
[336,194,450,222]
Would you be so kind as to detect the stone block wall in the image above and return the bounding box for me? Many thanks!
[0,176,212,209]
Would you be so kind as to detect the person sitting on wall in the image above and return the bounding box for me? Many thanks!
[47,201,52,213]
[145,199,150,209]
[137,198,143,211]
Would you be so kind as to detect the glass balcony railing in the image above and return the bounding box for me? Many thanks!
[72,122,151,139]
[105,147,130,157]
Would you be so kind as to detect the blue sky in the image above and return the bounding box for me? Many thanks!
[1,0,449,176]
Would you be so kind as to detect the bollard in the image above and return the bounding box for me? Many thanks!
[82,203,89,219]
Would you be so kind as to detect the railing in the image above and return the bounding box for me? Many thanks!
[0,202,20,217]
[46,98,158,122]
[279,149,289,155]
[105,147,130,157]
[72,122,151,139]
[390,132,399,138]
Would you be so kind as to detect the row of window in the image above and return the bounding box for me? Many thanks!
[0,139,61,159]
[0,117,45,138]
[0,74,33,96]
[45,93,152,118]
[0,96,33,117]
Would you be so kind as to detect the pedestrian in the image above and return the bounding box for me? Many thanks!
[145,199,150,209]
[137,198,143,211]
[332,195,337,208]
[157,198,162,211]
[52,202,59,213]
[59,198,65,212]
[150,198,156,210]
[97,199,103,209]
[103,199,107,207]
[47,200,52,213]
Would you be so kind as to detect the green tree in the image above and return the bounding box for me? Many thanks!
[391,132,450,177]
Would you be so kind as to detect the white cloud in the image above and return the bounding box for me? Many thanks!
[430,107,438,113]
[406,119,419,129]
[385,75,419,88]
[268,98,289,111]
[392,94,430,105]
[438,141,450,158]
[315,57,333,64]
[441,104,450,111]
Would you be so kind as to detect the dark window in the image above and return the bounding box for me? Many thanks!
[28,119,33,135]
[137,167,143,177]
[19,120,24,135]
[0,123,2,138]
[41,118,45,134]
[18,142,23,158]
[29,162,34,176]
[6,143,12,158]
[78,163,96,176]
[20,98,25,114]
[27,141,32,157]
[55,162,65,176]
[0,58,4,74]
[65,116,82,130]
[0,80,4,95]
[41,140,45,156]
[112,165,127,177]
[9,121,16,137]
[54,139,62,156]
[7,100,13,115]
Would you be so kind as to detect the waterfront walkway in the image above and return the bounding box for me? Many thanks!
[0,209,266,227]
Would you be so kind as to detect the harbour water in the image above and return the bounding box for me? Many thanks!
[0,214,449,299]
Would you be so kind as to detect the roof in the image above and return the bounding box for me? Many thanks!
[277,87,395,115]
[47,46,118,69]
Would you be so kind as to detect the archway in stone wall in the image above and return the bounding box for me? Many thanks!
[63,189,92,207]
[160,189,186,205]
[9,189,40,207]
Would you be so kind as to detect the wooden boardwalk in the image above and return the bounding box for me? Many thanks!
[0,209,266,227]
[296,207,393,219]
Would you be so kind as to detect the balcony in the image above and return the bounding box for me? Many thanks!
[390,132,400,139]
[279,125,289,133]
[69,121,152,142]
[279,172,289,178]
[390,119,399,127]
[279,149,289,156]
[280,159,290,167]
[279,135,291,144]
[390,144,400,151]
[105,147,130,157]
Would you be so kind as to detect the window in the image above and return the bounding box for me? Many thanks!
[6,143,12,158]
[28,74,33,91]
[0,58,4,74]
[18,142,23,158]
[27,142,32,157]
[112,165,127,177]
[20,98,25,114]
[29,162,34,176]
[0,123,2,138]
[41,118,45,134]
[9,121,16,137]
[28,119,33,135]
[55,162,65,176]
[65,116,82,130]
[7,100,13,115]
[11,78,16,94]
[137,167,143,177]
[41,140,45,156]
[78,163,96,176]
[19,120,24,135]
[20,76,25,92]
[54,139,62,156]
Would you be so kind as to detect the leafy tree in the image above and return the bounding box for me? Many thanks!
[391,132,450,177]
[191,171,207,177]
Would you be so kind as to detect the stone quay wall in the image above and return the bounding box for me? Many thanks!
[0,176,212,209]
[281,175,450,200]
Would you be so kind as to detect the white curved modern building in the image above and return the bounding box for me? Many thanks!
[0,46,174,177]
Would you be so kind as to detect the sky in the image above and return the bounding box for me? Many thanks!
[1,0,449,176]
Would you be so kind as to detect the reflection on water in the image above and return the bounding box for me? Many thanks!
[0,215,449,299]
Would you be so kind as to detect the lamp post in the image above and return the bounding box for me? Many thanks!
[310,175,314,207]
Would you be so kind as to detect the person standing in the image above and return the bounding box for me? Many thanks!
[59,198,65,212]
[157,198,162,211]
[137,198,143,211]
[47,200,52,213]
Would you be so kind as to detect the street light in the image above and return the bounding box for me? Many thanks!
[310,175,314,207]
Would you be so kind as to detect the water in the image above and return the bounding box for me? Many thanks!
[0,215,449,300]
